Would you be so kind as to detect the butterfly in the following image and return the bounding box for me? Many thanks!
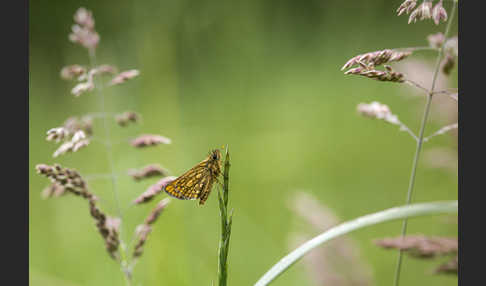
[164,149,222,205]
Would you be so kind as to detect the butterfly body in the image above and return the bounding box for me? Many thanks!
[164,149,222,205]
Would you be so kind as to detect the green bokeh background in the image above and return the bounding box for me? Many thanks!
[29,0,458,285]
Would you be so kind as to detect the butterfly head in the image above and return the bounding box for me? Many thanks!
[210,149,221,161]
[208,149,222,175]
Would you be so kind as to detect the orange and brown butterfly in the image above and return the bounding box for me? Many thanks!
[164,149,222,205]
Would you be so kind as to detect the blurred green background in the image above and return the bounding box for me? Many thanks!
[30,0,458,285]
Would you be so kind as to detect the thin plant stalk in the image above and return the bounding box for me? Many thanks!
[392,2,457,286]
[88,50,131,286]
[254,201,457,286]
[88,51,122,217]
[218,146,233,286]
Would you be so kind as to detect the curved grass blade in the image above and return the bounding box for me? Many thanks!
[254,200,457,286]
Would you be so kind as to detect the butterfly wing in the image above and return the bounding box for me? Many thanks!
[198,177,215,205]
[164,160,211,200]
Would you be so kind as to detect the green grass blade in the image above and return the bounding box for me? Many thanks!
[254,200,458,286]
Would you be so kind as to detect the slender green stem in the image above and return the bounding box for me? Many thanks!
[88,49,131,285]
[392,2,457,286]
[88,51,122,218]
[218,146,232,286]
[392,93,432,286]
[120,242,132,286]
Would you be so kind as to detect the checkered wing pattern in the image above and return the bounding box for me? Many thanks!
[163,161,210,202]
[163,150,221,205]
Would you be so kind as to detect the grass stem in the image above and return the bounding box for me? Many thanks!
[392,2,457,286]
[88,49,130,284]
[218,146,232,286]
